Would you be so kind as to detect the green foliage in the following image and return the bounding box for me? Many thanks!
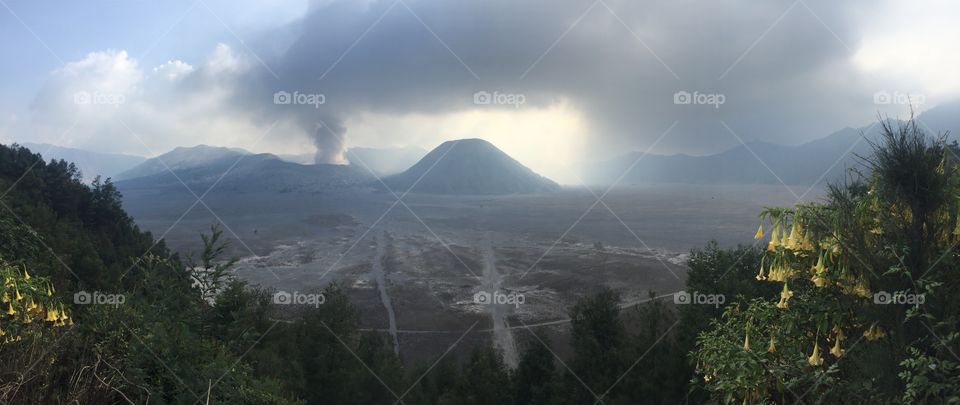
[514,337,558,405]
[569,289,625,402]
[694,116,960,403]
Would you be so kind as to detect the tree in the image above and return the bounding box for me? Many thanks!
[569,289,625,402]
[694,115,960,403]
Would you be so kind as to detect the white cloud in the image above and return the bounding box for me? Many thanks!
[21,46,310,158]
[854,0,960,103]
[207,43,245,75]
[154,60,195,81]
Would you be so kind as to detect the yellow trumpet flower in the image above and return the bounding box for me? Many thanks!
[22,267,30,281]
[754,224,763,240]
[785,224,799,249]
[781,282,794,300]
[767,335,776,353]
[864,324,886,341]
[807,341,823,366]
[14,289,22,301]
[852,278,872,298]
[811,273,828,288]
[830,338,844,358]
[811,253,823,274]
[767,224,781,251]
[46,308,59,322]
[776,282,793,309]
[755,257,766,281]
[832,325,846,341]
[6,303,15,316]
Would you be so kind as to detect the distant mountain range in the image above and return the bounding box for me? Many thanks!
[112,140,558,196]
[19,143,146,182]
[115,146,369,193]
[15,101,960,192]
[582,101,960,186]
[382,138,560,195]
[116,145,251,180]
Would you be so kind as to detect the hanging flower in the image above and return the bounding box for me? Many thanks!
[46,307,59,322]
[832,325,846,341]
[785,223,800,250]
[811,252,824,274]
[767,335,776,353]
[755,257,767,281]
[807,340,823,366]
[6,303,16,316]
[851,278,872,298]
[768,224,782,251]
[830,337,845,358]
[776,282,793,309]
[754,224,764,240]
[743,330,751,352]
[864,324,886,341]
[810,273,828,288]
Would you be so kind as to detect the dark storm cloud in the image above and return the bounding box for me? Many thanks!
[236,0,880,161]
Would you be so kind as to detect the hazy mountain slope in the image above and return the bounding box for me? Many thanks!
[20,142,146,181]
[584,104,960,186]
[382,138,559,195]
[116,152,369,193]
[272,147,427,175]
[347,146,427,176]
[116,145,251,180]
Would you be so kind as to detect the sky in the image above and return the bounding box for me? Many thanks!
[1,0,958,183]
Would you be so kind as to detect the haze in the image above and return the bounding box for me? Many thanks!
[1,0,957,183]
